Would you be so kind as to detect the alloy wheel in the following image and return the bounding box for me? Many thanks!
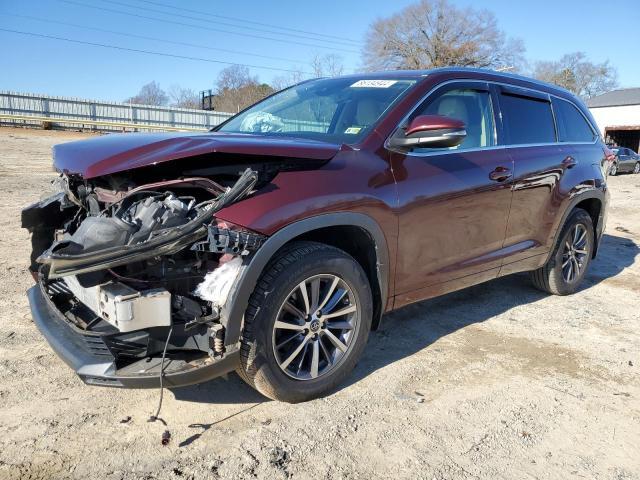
[634,163,640,174]
[610,163,617,175]
[561,224,589,283]
[272,274,359,381]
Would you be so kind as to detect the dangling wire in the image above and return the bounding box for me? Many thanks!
[149,326,173,423]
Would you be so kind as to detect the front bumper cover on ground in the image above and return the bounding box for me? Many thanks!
[27,283,239,388]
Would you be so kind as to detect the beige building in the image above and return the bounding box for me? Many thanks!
[587,88,640,151]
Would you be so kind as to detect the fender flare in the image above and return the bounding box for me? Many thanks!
[221,212,390,346]
[543,188,606,265]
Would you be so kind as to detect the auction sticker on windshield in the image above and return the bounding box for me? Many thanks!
[350,80,398,88]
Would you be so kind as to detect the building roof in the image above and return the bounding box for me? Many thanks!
[587,88,640,108]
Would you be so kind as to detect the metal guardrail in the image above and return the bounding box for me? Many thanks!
[0,114,210,132]
[0,91,234,132]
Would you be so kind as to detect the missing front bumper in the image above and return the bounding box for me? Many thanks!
[27,283,239,388]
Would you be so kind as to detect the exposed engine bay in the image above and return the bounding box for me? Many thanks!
[59,191,197,256]
[34,169,259,277]
[22,166,269,382]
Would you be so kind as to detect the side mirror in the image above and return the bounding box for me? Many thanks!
[389,114,467,150]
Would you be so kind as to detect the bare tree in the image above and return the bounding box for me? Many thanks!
[362,0,524,72]
[270,69,305,91]
[533,52,618,98]
[126,81,168,106]
[168,85,200,109]
[216,65,258,92]
[311,54,344,78]
[213,65,275,112]
[270,55,344,92]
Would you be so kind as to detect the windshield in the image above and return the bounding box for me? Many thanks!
[216,77,417,144]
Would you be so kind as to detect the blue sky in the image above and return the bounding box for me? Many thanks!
[1,0,638,102]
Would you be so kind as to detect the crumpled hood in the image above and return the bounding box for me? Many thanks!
[52,131,343,178]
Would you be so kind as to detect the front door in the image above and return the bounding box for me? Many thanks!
[391,82,513,304]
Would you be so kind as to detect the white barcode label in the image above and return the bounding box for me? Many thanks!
[350,80,397,88]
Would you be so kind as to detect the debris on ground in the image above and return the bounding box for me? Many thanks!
[268,446,290,470]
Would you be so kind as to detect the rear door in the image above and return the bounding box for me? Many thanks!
[499,85,573,264]
[553,95,601,173]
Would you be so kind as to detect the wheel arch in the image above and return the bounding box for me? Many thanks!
[221,213,390,347]
[294,225,384,331]
[549,191,605,263]
[574,197,603,257]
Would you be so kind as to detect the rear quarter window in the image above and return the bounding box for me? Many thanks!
[554,98,596,143]
[500,93,556,145]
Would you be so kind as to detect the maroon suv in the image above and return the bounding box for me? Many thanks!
[23,68,610,402]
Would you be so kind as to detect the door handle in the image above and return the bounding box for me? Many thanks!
[489,166,512,182]
[562,156,577,169]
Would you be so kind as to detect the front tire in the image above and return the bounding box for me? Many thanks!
[634,162,640,174]
[530,208,594,295]
[609,162,618,176]
[237,241,373,403]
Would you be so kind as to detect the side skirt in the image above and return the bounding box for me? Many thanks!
[392,267,499,310]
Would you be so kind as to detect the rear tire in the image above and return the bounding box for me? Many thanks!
[530,208,594,295]
[237,241,373,403]
[634,162,640,174]
[609,162,618,176]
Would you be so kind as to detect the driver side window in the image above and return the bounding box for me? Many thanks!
[412,88,496,153]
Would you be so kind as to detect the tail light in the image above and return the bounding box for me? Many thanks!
[603,147,616,163]
[603,147,616,176]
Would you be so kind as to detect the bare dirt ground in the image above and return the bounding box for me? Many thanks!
[0,127,638,480]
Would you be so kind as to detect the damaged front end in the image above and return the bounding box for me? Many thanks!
[23,168,265,388]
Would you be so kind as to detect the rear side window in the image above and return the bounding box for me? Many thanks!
[555,98,595,142]
[500,93,556,145]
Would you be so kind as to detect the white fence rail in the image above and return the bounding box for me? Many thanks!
[0,91,235,132]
